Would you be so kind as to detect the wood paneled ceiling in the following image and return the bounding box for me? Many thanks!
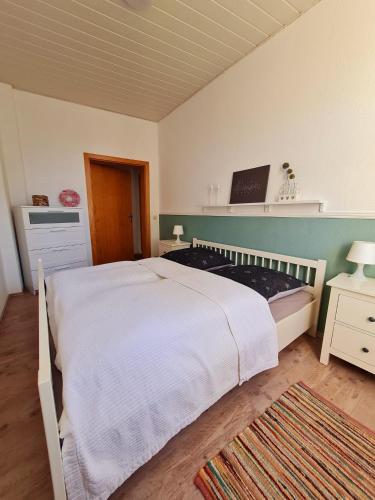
[0,0,320,121]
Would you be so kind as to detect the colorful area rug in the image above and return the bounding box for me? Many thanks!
[195,382,375,499]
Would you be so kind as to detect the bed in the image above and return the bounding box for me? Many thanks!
[38,238,326,500]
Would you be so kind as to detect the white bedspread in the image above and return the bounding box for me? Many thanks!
[46,258,277,500]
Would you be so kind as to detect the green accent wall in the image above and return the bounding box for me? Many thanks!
[160,215,375,331]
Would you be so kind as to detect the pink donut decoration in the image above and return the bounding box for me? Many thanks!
[59,189,80,207]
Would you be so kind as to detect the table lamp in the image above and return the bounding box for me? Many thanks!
[346,241,375,280]
[173,225,184,243]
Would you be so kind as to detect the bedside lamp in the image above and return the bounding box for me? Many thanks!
[173,225,184,243]
[346,241,375,280]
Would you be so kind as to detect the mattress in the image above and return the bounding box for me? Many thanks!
[269,290,313,322]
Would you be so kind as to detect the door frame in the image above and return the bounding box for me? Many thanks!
[84,152,151,264]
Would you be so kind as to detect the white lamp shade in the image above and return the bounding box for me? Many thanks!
[346,241,375,265]
[173,225,184,236]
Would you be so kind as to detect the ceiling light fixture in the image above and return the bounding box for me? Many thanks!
[123,0,152,10]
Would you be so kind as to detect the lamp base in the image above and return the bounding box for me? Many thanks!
[350,263,366,280]
[175,235,181,244]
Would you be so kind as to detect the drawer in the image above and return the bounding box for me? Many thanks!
[336,294,375,334]
[25,226,85,250]
[31,260,87,290]
[332,323,375,367]
[159,243,190,256]
[29,244,87,270]
[21,208,83,229]
[159,245,170,256]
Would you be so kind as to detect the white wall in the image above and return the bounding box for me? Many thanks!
[159,0,375,214]
[0,83,27,206]
[0,160,21,306]
[0,257,7,317]
[0,87,159,269]
[1,0,375,296]
[0,147,23,296]
[0,169,9,311]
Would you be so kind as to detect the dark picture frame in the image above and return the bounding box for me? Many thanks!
[229,165,270,204]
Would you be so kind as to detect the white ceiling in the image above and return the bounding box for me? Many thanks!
[0,0,320,122]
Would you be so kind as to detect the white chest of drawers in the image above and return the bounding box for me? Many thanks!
[320,273,375,374]
[14,206,88,292]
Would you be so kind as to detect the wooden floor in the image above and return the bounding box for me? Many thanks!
[1,294,374,500]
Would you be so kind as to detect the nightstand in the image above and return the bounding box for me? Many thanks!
[158,239,190,256]
[320,273,375,374]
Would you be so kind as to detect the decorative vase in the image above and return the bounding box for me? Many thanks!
[214,184,220,206]
[278,180,301,202]
[208,184,214,206]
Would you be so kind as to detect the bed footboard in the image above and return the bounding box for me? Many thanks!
[38,259,66,500]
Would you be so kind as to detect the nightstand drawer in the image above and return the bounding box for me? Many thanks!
[336,294,375,334]
[158,241,190,256]
[332,324,375,367]
[159,244,170,256]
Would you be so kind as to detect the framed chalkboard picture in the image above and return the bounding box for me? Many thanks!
[230,165,270,204]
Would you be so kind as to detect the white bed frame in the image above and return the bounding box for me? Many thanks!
[192,239,327,350]
[37,259,66,500]
[37,242,326,499]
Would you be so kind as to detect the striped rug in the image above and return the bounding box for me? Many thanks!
[195,382,375,499]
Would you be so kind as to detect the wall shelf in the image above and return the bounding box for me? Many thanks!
[202,200,325,214]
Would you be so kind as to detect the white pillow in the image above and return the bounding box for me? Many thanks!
[268,285,308,303]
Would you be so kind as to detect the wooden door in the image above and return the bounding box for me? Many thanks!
[89,163,134,264]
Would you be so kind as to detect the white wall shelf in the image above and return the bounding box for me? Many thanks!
[202,200,325,214]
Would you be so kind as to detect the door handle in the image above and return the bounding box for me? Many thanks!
[129,214,133,223]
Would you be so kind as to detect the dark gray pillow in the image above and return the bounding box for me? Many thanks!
[161,247,233,270]
[210,265,307,302]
